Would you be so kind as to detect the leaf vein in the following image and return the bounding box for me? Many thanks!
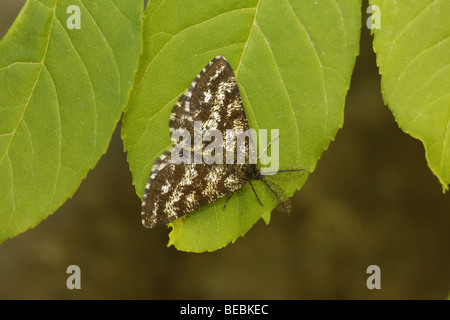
[42,65,62,204]
[409,64,450,120]
[0,62,41,71]
[78,0,121,101]
[285,0,329,133]
[333,0,348,55]
[108,0,132,23]
[397,35,450,83]
[391,0,437,46]
[440,104,450,173]
[134,7,255,97]
[55,18,98,153]
[255,24,300,162]
[235,0,261,77]
[21,120,36,188]
[0,1,56,166]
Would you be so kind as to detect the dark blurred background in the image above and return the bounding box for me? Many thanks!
[1,0,449,300]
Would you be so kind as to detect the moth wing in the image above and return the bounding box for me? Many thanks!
[169,92,194,143]
[142,56,257,228]
[187,56,256,164]
[142,155,246,228]
[187,56,250,133]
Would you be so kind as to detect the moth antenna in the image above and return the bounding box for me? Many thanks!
[248,181,263,207]
[257,135,280,161]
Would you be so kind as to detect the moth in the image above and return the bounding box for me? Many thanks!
[141,56,302,228]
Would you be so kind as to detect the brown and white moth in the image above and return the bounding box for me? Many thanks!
[141,56,298,228]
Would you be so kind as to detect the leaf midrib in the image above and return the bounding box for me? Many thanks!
[0,3,56,166]
[0,0,56,236]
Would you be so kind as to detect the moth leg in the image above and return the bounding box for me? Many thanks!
[223,193,234,210]
[259,177,284,204]
[259,168,309,176]
[248,181,263,207]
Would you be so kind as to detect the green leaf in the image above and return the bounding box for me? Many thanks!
[371,0,450,191]
[0,0,142,243]
[122,0,361,252]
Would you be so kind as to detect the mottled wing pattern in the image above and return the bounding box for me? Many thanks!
[169,57,251,149]
[188,57,253,164]
[142,157,248,228]
[187,57,250,135]
[142,56,255,228]
[169,92,192,141]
